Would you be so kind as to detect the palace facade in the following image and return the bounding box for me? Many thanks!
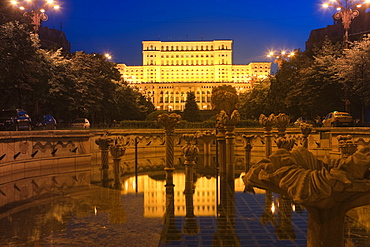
[117,40,271,111]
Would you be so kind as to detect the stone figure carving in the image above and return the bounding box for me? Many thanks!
[243,146,370,206]
[243,143,370,246]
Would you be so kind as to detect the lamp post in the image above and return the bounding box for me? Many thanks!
[322,0,370,49]
[267,50,295,69]
[10,0,60,34]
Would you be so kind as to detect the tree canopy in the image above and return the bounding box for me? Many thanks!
[0,16,154,125]
[182,91,202,122]
[239,37,370,123]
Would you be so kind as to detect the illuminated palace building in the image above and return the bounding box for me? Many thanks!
[117,40,271,111]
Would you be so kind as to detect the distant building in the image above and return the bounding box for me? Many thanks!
[306,8,370,52]
[38,26,71,53]
[117,40,271,111]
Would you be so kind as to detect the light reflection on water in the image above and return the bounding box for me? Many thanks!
[0,164,369,246]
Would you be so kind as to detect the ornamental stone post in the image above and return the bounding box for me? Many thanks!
[216,112,227,178]
[300,123,313,149]
[259,114,276,226]
[259,114,275,159]
[224,110,240,183]
[109,140,126,189]
[242,135,255,173]
[274,113,295,151]
[211,86,239,184]
[158,113,181,187]
[95,136,113,187]
[197,130,215,166]
[182,134,199,235]
[275,113,290,138]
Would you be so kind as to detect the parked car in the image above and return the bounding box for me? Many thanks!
[322,111,353,127]
[0,109,32,131]
[32,114,57,130]
[71,118,90,129]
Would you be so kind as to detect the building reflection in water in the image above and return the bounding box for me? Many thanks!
[1,161,370,246]
[213,176,240,246]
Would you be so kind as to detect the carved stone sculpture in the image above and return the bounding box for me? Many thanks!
[243,146,370,246]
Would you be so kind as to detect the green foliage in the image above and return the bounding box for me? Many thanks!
[0,20,154,124]
[116,118,260,129]
[334,35,370,122]
[237,119,261,128]
[239,47,347,121]
[145,110,169,121]
[239,78,271,119]
[182,91,202,122]
[0,21,48,112]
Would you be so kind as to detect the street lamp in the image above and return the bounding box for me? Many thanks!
[10,0,60,34]
[322,0,370,48]
[104,53,112,60]
[267,50,295,69]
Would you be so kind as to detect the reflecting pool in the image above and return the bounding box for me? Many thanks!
[0,165,369,246]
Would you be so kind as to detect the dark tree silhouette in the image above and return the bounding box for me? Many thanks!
[182,91,202,122]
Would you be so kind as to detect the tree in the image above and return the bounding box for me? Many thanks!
[182,91,202,122]
[284,39,344,119]
[334,35,370,122]
[239,78,271,119]
[268,49,313,119]
[65,51,121,123]
[111,82,155,121]
[0,21,51,113]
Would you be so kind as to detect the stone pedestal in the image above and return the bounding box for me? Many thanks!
[109,142,126,189]
[95,136,113,187]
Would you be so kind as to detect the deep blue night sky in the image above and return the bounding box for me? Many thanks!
[43,0,338,65]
